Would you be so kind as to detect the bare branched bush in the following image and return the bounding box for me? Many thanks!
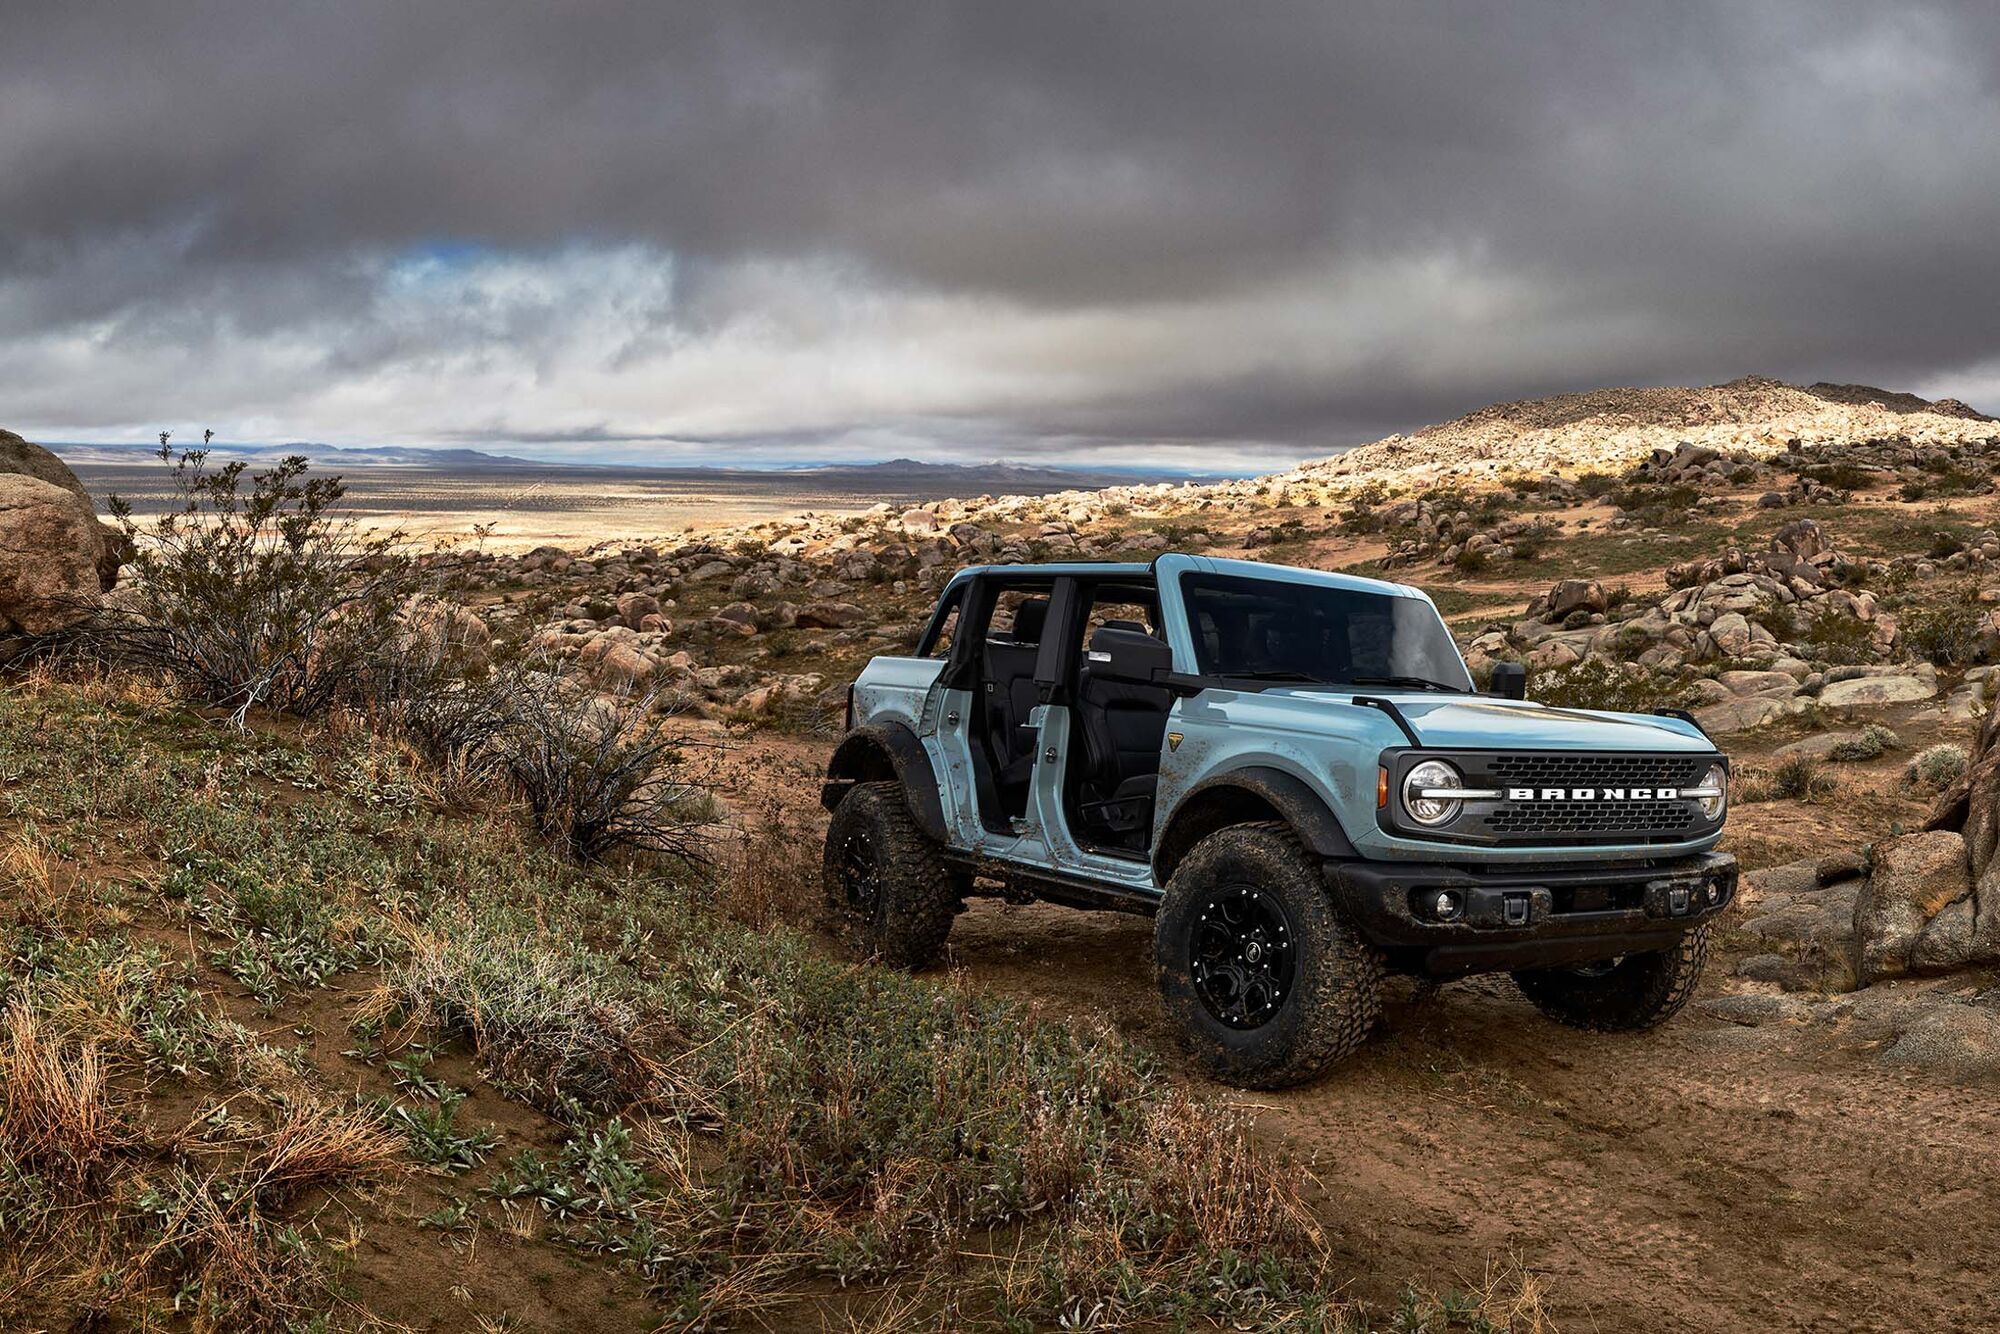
[104,447,423,721]
[495,674,717,863]
[724,796,821,929]
[405,659,716,863]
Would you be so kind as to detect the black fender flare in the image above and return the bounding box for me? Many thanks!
[821,723,949,843]
[1153,765,1357,883]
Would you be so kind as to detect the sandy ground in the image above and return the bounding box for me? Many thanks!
[68,461,888,552]
[704,725,1999,1334]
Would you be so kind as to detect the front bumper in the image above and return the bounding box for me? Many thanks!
[1327,851,1737,977]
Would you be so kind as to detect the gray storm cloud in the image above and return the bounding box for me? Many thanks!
[2,0,1997,464]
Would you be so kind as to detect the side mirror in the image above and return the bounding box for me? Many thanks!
[1088,626,1173,686]
[1489,661,1528,700]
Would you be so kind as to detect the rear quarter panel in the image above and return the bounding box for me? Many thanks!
[852,655,943,732]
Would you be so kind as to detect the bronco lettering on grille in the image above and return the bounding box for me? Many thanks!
[1506,787,1680,801]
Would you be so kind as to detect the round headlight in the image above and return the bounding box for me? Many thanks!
[1403,759,1465,826]
[1697,763,1728,821]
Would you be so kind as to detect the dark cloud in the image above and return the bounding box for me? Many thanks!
[2,0,1997,462]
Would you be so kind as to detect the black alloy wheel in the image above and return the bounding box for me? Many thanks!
[1187,882,1297,1030]
[832,823,885,927]
[819,782,959,969]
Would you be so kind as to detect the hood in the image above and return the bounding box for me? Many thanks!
[1277,690,1715,752]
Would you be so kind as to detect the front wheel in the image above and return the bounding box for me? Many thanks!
[822,781,959,969]
[1511,926,1709,1032]
[1154,823,1384,1089]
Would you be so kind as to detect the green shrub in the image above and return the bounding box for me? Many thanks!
[1799,611,1877,666]
[1827,723,1901,762]
[106,447,420,720]
[1742,754,1836,804]
[1899,597,1985,667]
[1929,529,1966,559]
[1798,462,1875,492]
[1753,605,1799,642]
[1907,744,1970,791]
[1531,656,1698,713]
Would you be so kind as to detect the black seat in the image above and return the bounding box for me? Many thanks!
[981,597,1049,818]
[1073,622,1172,839]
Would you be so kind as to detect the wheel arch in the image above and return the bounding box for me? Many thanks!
[1154,766,1357,884]
[822,723,949,843]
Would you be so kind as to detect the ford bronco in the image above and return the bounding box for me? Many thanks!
[820,555,1736,1087]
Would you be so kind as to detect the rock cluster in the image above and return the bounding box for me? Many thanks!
[1466,520,1971,735]
[1742,706,2000,994]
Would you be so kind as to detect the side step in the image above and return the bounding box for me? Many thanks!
[944,853,1162,917]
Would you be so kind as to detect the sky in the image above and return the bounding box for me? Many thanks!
[3,1,1998,470]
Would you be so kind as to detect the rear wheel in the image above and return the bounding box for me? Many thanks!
[1155,823,1384,1088]
[822,782,959,969]
[1511,926,1709,1032]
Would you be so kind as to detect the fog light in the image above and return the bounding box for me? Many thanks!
[1431,890,1462,921]
[1706,881,1722,905]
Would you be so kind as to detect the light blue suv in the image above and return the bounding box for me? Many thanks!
[821,554,1736,1087]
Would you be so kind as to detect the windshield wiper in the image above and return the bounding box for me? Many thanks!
[1344,674,1468,693]
[1225,669,1324,683]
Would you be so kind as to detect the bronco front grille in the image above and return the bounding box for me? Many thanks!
[1389,750,1721,847]
[1483,754,1708,790]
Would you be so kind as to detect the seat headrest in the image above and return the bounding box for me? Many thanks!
[1009,597,1049,643]
[1089,623,1163,652]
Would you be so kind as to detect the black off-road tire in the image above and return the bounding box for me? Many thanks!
[822,781,959,969]
[1511,925,1709,1032]
[1154,822,1385,1089]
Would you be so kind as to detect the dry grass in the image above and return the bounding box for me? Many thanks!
[0,1001,123,1184]
[237,1098,406,1207]
[722,794,822,930]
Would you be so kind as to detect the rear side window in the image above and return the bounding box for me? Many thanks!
[924,603,960,658]
[990,587,1053,645]
[918,589,963,657]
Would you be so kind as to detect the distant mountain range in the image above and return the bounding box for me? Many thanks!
[48,442,1235,488]
[50,441,546,468]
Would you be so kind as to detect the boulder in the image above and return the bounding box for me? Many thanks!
[0,428,91,503]
[1544,579,1608,620]
[795,601,866,630]
[1773,731,1861,761]
[0,473,115,634]
[579,637,656,692]
[1770,518,1830,563]
[1928,703,2000,882]
[1878,1005,2000,1082]
[1819,674,1936,708]
[1717,669,1798,698]
[615,592,659,631]
[1708,612,1753,656]
[0,429,124,635]
[1692,695,1788,735]
[1852,831,1971,984]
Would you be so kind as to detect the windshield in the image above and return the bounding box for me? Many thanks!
[1180,572,1474,691]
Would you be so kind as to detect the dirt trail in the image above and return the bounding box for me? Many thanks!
[947,901,2000,1333]
[716,735,2000,1333]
